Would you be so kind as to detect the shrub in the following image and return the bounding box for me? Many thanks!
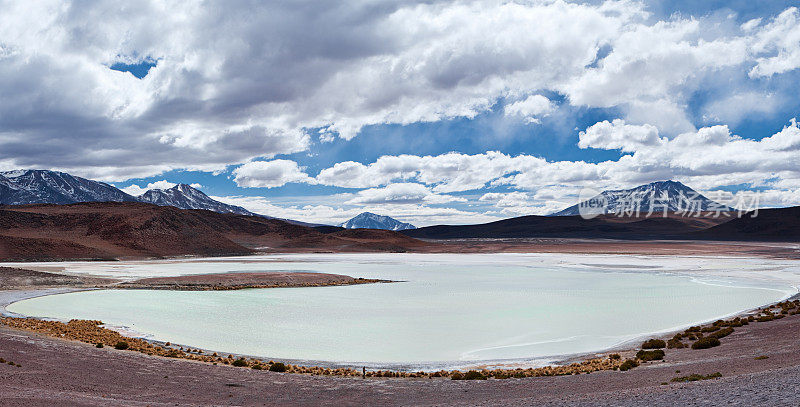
[232,358,248,367]
[670,372,722,382]
[754,355,769,360]
[608,353,621,360]
[641,339,666,349]
[269,362,287,372]
[462,370,487,380]
[450,372,464,380]
[667,339,685,349]
[251,364,263,370]
[95,343,104,348]
[113,341,129,350]
[691,337,720,349]
[709,327,734,339]
[619,359,639,371]
[636,349,665,362]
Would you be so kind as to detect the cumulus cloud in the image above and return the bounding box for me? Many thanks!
[578,119,664,152]
[346,183,465,205]
[232,160,314,188]
[120,180,177,196]
[504,95,554,123]
[311,118,800,211]
[749,7,800,77]
[316,151,546,192]
[212,195,499,226]
[1,2,799,181]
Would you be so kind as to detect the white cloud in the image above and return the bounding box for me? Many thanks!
[311,118,800,211]
[120,180,176,196]
[346,183,465,205]
[232,160,314,188]
[504,95,554,123]
[701,91,783,125]
[749,7,800,77]
[578,119,663,152]
[2,2,799,180]
[316,151,547,192]
[212,195,499,226]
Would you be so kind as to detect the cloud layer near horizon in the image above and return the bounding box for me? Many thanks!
[230,119,800,220]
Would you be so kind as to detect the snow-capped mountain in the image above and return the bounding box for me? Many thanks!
[0,169,137,205]
[550,180,730,217]
[0,169,328,224]
[339,212,416,230]
[137,184,256,216]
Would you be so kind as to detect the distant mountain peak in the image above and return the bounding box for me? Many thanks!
[550,180,731,217]
[339,212,416,231]
[138,183,255,216]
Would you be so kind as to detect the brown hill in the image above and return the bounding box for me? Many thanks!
[402,212,731,240]
[691,206,800,242]
[0,202,431,261]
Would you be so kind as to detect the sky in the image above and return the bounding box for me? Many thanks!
[1,1,800,226]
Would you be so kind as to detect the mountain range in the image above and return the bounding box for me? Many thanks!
[550,180,729,217]
[1,170,792,242]
[0,170,245,211]
[1,170,799,262]
[339,212,416,231]
[0,170,317,227]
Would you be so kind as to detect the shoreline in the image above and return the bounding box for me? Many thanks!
[3,252,799,373]
[0,288,790,373]
[0,287,93,318]
[4,251,800,405]
[3,296,799,380]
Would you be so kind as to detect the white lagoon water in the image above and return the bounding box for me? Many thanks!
[6,253,799,370]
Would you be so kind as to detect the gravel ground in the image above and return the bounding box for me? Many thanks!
[2,310,800,406]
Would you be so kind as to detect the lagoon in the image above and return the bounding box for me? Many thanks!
[7,253,798,370]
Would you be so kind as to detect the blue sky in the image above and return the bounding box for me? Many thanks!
[2,1,800,225]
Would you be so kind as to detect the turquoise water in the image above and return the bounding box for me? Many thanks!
[7,256,793,369]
